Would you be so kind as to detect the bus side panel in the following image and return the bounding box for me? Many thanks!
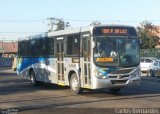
[17,57,57,84]
[17,57,33,80]
[31,58,57,84]
[64,58,80,86]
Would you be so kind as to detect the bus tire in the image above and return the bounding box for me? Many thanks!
[147,70,154,77]
[70,73,82,94]
[29,70,38,86]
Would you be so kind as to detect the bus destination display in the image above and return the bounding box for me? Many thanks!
[102,28,127,34]
[93,26,137,36]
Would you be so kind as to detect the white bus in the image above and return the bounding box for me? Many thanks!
[17,25,141,94]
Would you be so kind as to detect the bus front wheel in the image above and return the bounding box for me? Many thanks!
[70,73,82,94]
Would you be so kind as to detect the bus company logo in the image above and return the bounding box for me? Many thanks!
[117,76,122,79]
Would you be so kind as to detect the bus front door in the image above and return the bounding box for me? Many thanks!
[82,38,91,87]
[56,40,65,85]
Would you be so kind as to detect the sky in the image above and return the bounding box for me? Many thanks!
[0,0,160,41]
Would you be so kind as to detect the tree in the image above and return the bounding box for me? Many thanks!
[137,21,159,49]
[55,18,70,31]
[47,17,70,32]
[90,21,101,26]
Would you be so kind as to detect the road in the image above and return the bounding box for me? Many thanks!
[0,67,160,114]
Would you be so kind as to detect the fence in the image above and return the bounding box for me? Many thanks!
[140,48,160,59]
[0,58,12,67]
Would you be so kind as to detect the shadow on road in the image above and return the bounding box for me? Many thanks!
[1,67,160,114]
[80,79,160,98]
[0,80,70,96]
[0,67,69,96]
[1,67,160,112]
[0,67,160,97]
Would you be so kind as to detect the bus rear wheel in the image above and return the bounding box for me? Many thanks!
[70,73,82,94]
[29,70,38,86]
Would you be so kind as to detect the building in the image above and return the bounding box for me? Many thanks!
[0,41,18,57]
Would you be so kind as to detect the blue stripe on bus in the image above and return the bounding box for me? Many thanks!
[17,57,47,73]
[98,67,117,76]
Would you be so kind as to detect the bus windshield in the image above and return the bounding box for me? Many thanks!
[94,36,140,67]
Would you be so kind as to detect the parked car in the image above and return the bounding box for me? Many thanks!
[140,57,160,77]
[147,60,160,77]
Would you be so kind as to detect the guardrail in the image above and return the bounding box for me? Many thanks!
[0,58,12,67]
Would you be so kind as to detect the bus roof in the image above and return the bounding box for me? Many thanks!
[48,26,91,37]
[48,24,135,37]
[19,24,136,40]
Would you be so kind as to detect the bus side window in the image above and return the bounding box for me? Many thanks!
[82,38,90,58]
[39,38,45,56]
[31,40,36,57]
[66,34,80,56]
[19,40,30,57]
[47,38,54,56]
[83,39,87,57]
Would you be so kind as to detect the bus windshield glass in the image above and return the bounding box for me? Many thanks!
[94,36,140,67]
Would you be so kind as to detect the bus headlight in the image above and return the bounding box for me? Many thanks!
[131,69,140,78]
[96,71,108,79]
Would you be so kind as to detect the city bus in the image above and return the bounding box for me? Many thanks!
[17,25,141,94]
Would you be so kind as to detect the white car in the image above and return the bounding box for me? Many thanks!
[140,57,160,77]
[148,60,160,77]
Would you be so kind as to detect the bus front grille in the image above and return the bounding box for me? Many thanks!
[110,69,133,74]
[108,75,129,79]
[111,80,127,84]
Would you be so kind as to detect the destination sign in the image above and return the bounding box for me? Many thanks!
[93,26,137,36]
[96,57,113,62]
[102,28,127,34]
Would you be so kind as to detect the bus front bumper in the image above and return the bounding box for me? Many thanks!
[92,76,141,89]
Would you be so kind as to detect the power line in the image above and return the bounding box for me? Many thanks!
[63,18,160,22]
[0,31,46,34]
[0,18,160,23]
[0,19,46,23]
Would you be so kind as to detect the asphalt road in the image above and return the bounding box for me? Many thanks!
[0,67,160,114]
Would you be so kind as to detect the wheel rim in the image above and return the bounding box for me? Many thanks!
[71,77,79,91]
[30,73,35,84]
